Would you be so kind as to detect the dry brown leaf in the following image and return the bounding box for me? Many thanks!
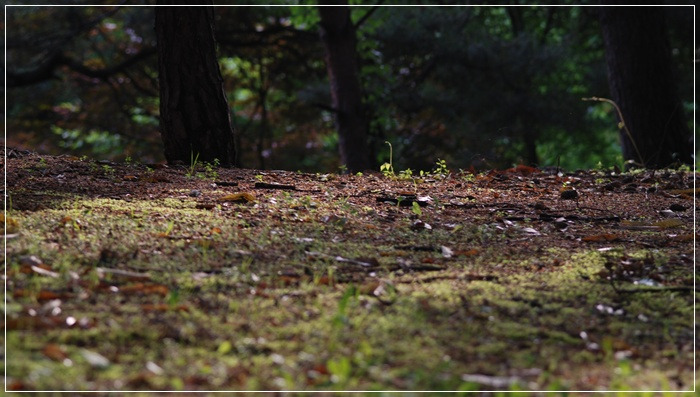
[13,289,67,301]
[119,283,169,296]
[1,213,19,233]
[506,164,539,176]
[582,234,620,242]
[455,249,479,257]
[667,188,700,195]
[42,343,68,361]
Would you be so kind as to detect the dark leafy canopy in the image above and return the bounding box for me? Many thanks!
[6,5,695,171]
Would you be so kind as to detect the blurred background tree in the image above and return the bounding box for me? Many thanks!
[5,4,695,171]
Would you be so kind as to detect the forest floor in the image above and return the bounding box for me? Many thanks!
[3,148,696,392]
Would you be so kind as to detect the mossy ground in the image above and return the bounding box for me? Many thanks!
[3,152,695,392]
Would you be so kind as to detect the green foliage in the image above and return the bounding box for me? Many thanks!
[411,201,422,216]
[398,168,413,180]
[7,5,693,171]
[51,126,124,156]
[187,152,200,178]
[186,152,219,180]
[433,158,449,178]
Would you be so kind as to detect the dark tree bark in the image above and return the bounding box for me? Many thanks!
[318,4,371,172]
[155,5,236,166]
[600,6,692,168]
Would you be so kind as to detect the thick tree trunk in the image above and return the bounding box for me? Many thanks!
[318,4,371,172]
[600,6,692,168]
[155,5,236,166]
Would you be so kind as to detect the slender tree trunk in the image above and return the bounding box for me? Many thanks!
[155,4,236,166]
[600,6,692,168]
[318,4,371,172]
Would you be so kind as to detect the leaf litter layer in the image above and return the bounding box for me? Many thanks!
[3,150,696,392]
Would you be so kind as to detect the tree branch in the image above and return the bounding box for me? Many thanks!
[7,47,157,88]
[354,3,384,30]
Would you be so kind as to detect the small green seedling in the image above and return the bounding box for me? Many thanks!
[412,201,422,216]
[380,141,395,177]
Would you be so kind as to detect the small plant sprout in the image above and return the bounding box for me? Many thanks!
[188,151,200,178]
[338,164,348,174]
[398,168,413,180]
[434,158,449,177]
[380,141,395,177]
[200,159,219,180]
[412,201,422,216]
[255,174,265,182]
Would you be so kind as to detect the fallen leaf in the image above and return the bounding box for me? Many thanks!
[218,192,255,203]
[31,265,59,278]
[13,289,67,301]
[667,188,700,196]
[42,343,68,361]
[461,373,521,388]
[6,315,64,330]
[441,245,454,258]
[119,283,169,296]
[620,218,683,230]
[81,349,110,368]
[521,227,541,236]
[506,164,539,176]
[455,249,479,257]
[619,220,657,230]
[582,234,620,242]
[1,213,19,233]
[652,219,683,229]
[7,380,26,391]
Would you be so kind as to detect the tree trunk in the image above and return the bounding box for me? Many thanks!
[155,4,236,166]
[318,4,371,172]
[600,6,692,168]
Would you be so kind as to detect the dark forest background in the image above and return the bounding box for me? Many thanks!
[5,4,695,172]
